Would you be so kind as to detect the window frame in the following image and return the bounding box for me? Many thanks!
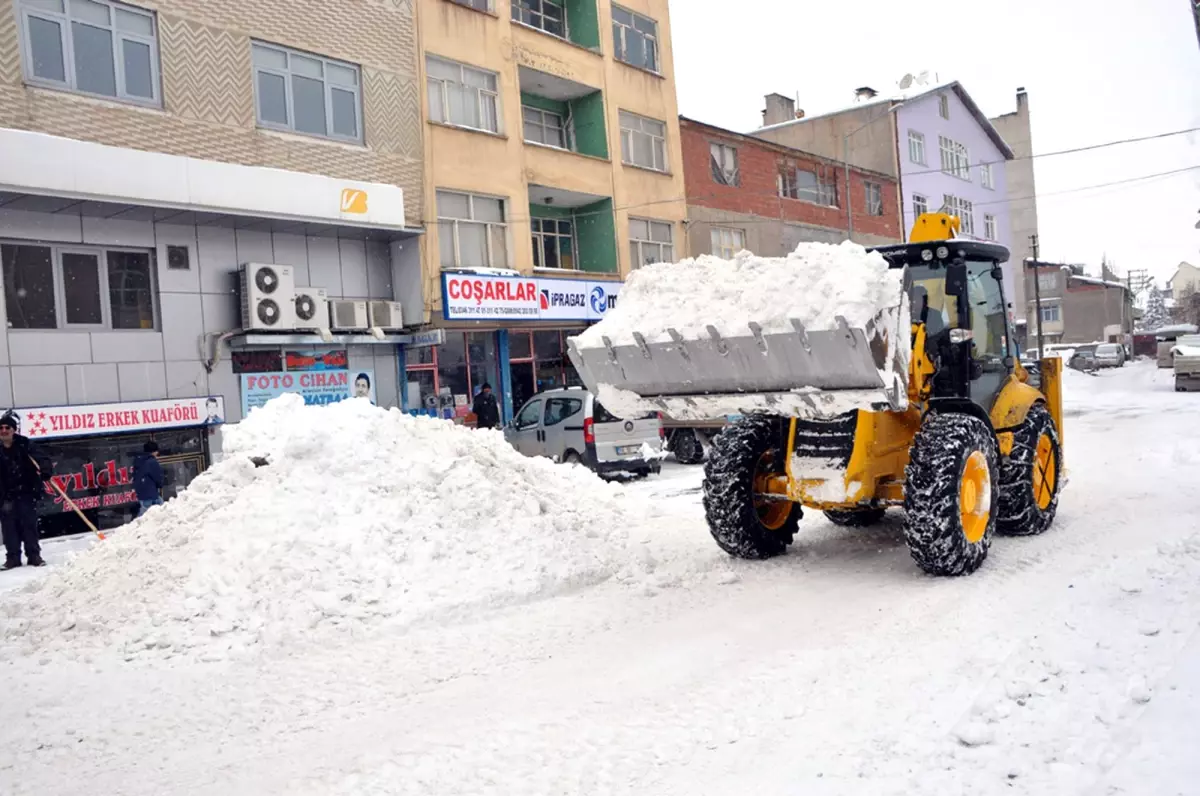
[780,166,837,207]
[864,181,883,216]
[907,130,926,165]
[611,4,659,73]
[17,0,162,107]
[619,110,668,172]
[938,135,971,181]
[912,193,928,218]
[436,190,510,270]
[251,41,363,144]
[511,0,568,39]
[628,217,674,268]
[710,226,745,259]
[1039,303,1061,323]
[984,213,996,241]
[522,105,568,149]
[942,194,975,236]
[426,54,501,135]
[938,93,950,120]
[980,161,994,190]
[1,239,158,331]
[543,396,583,427]
[449,0,492,11]
[531,217,578,271]
[1037,272,1059,292]
[710,142,739,186]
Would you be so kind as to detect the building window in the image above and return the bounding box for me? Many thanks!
[1039,304,1060,323]
[2,242,156,330]
[913,193,928,218]
[984,213,996,241]
[619,110,667,171]
[710,142,739,186]
[938,135,971,180]
[1038,272,1058,292]
[531,218,576,270]
[436,190,509,270]
[16,0,160,105]
[426,55,500,134]
[907,130,926,165]
[939,93,950,120]
[612,5,658,72]
[980,162,994,190]
[710,227,745,259]
[865,182,883,216]
[449,0,491,9]
[942,195,974,236]
[780,167,837,207]
[252,42,362,142]
[522,106,567,148]
[629,218,673,267]
[512,0,566,38]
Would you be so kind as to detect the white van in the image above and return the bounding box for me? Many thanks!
[504,387,664,477]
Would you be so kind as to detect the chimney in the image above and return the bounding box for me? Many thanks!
[1016,86,1028,111]
[763,93,796,127]
[855,86,879,102]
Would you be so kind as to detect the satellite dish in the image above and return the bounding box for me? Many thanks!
[898,73,914,90]
[916,70,930,86]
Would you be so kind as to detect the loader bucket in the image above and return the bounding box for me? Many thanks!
[566,297,911,422]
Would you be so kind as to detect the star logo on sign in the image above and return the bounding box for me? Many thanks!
[29,421,45,436]
[35,412,46,422]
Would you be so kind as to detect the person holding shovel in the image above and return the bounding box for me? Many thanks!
[0,411,53,570]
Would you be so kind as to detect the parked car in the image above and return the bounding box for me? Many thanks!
[504,387,664,478]
[1069,345,1099,372]
[1094,343,1126,368]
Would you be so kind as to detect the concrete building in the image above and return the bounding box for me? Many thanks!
[989,88,1038,329]
[752,83,1018,313]
[1025,264,1135,348]
[1168,261,1200,302]
[409,0,686,420]
[0,0,424,534]
[679,116,901,258]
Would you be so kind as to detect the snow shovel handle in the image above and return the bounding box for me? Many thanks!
[31,455,106,541]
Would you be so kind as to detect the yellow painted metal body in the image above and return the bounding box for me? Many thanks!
[909,212,961,243]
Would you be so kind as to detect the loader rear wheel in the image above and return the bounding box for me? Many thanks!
[703,415,800,559]
[997,404,1061,536]
[672,429,705,465]
[824,508,887,527]
[903,413,998,576]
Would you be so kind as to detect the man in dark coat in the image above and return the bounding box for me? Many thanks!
[471,383,501,430]
[0,411,53,570]
[132,441,165,517]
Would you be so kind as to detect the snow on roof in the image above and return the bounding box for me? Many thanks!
[1069,274,1128,291]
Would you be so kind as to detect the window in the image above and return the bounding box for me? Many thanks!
[437,190,509,269]
[1040,304,1061,323]
[619,111,667,171]
[980,162,994,190]
[938,93,950,120]
[544,396,583,426]
[865,182,883,216]
[17,0,160,104]
[907,130,926,165]
[942,195,974,235]
[523,106,567,148]
[913,193,928,218]
[938,136,970,180]
[780,167,837,207]
[984,213,996,241]
[1037,272,1058,292]
[512,0,565,38]
[450,0,491,9]
[710,227,745,258]
[629,217,674,267]
[965,260,1008,359]
[2,242,155,330]
[710,142,739,186]
[426,55,499,134]
[612,5,658,72]
[252,42,361,142]
[531,217,576,270]
[514,399,542,430]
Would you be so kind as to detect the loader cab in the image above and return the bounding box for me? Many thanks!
[872,239,1014,412]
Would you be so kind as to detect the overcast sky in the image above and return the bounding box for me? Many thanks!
[669,0,1200,285]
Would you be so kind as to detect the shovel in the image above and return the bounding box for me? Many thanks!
[32,456,106,541]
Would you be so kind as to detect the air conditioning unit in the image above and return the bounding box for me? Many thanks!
[329,299,369,331]
[369,300,404,330]
[240,263,296,331]
[293,287,330,333]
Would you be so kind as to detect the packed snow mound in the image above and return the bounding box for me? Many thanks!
[0,395,677,663]
[575,241,903,347]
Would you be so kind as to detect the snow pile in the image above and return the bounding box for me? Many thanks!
[576,241,903,347]
[0,395,675,663]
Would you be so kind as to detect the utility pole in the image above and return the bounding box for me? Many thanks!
[1029,234,1044,358]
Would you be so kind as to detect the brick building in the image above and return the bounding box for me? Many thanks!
[679,116,901,258]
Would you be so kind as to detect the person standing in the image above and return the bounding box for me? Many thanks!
[132,441,165,517]
[0,412,53,570]
[471,383,501,430]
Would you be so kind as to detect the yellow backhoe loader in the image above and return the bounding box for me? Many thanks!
[567,213,1064,575]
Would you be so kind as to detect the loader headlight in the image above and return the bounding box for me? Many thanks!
[949,329,974,343]
[936,246,950,259]
[921,249,934,262]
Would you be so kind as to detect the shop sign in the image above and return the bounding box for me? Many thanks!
[240,349,375,416]
[442,273,621,322]
[11,396,225,442]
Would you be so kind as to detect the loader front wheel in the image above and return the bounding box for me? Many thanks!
[903,413,999,576]
[703,415,800,559]
[997,404,1061,536]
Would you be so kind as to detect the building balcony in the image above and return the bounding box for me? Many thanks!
[518,66,608,161]
[510,0,602,51]
[527,184,616,275]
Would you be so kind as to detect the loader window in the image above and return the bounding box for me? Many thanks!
[966,260,1008,360]
[908,266,960,333]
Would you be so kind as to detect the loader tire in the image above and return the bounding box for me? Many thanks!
[903,413,998,576]
[703,415,800,559]
[824,508,887,527]
[673,429,705,465]
[996,404,1060,536]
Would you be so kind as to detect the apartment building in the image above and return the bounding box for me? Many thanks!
[679,116,901,258]
[0,0,424,534]
[407,0,686,420]
[1025,264,1135,348]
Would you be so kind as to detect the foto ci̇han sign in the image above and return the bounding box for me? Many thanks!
[239,349,375,416]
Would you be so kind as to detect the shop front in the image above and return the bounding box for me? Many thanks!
[400,273,620,424]
[8,396,224,539]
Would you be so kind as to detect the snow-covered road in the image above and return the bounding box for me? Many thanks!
[1,362,1197,795]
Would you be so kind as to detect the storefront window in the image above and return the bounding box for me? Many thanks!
[509,331,532,360]
[467,332,498,394]
[437,332,470,409]
[406,369,437,413]
[406,346,435,366]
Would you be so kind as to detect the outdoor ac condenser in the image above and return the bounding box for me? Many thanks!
[240,263,296,331]
[329,299,370,331]
[368,300,404,330]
